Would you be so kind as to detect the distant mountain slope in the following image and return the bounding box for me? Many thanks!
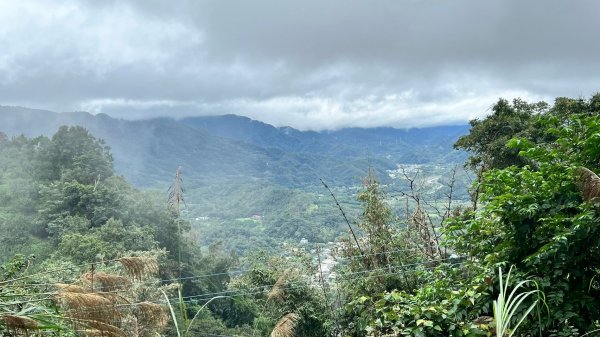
[180,115,468,163]
[180,115,321,153]
[0,107,410,188]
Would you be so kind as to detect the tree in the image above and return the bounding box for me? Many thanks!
[446,94,600,334]
[337,169,416,301]
[343,94,600,337]
[45,125,114,184]
[228,251,332,337]
[454,98,548,170]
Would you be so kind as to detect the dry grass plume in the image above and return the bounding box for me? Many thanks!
[81,272,131,292]
[270,313,300,337]
[267,270,289,303]
[577,167,600,201]
[74,319,128,337]
[3,315,38,336]
[56,291,120,323]
[50,257,166,337]
[55,283,87,293]
[137,301,170,331]
[119,257,159,280]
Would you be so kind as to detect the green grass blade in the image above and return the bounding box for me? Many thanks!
[161,289,181,337]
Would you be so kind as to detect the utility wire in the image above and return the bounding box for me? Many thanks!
[2,252,459,306]
[66,260,470,316]
[4,246,425,290]
[179,258,464,302]
[0,257,127,286]
[1,259,470,309]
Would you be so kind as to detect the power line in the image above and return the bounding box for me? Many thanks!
[2,254,461,307]
[4,261,468,337]
[1,259,471,309]
[27,261,465,314]
[4,246,425,290]
[180,259,465,302]
[178,260,468,304]
[9,268,245,291]
[0,257,127,286]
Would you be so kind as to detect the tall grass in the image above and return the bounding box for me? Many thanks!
[161,286,232,337]
[493,266,544,337]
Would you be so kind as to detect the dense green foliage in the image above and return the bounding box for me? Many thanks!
[3,93,600,337]
[188,163,472,253]
[347,94,600,337]
[0,126,238,336]
[447,94,600,333]
[1,126,171,264]
[454,98,548,170]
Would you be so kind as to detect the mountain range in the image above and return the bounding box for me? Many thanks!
[0,105,472,249]
[0,106,468,189]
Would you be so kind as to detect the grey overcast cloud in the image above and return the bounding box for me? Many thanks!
[1,0,599,130]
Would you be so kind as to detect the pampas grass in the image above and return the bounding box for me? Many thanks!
[82,272,131,292]
[4,255,168,337]
[55,283,87,293]
[56,291,120,323]
[267,271,289,303]
[576,167,600,201]
[3,315,39,336]
[137,301,170,331]
[270,313,300,337]
[77,319,128,337]
[119,257,159,280]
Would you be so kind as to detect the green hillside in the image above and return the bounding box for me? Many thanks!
[0,107,470,251]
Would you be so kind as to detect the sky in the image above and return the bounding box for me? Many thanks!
[0,0,599,131]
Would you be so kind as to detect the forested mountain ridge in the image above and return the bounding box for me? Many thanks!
[181,114,468,161]
[0,106,467,189]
